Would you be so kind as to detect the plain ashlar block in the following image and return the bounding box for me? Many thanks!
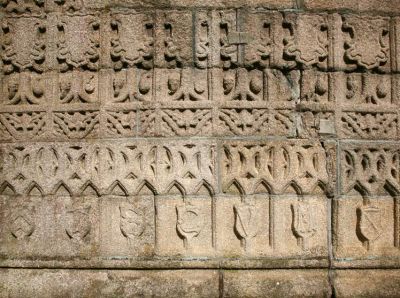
[333,270,400,298]
[223,269,331,298]
[0,269,220,298]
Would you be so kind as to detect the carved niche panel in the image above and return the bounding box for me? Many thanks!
[283,13,329,69]
[110,13,154,70]
[154,11,192,68]
[341,15,390,71]
[1,17,46,73]
[56,15,100,71]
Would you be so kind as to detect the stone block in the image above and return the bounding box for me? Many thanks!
[333,270,400,297]
[223,269,331,297]
[0,269,220,298]
[304,0,400,14]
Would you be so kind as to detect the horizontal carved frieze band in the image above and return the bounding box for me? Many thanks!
[0,140,335,196]
[1,12,400,72]
[1,70,399,140]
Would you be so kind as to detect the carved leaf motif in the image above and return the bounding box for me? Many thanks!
[358,205,382,242]
[65,205,91,243]
[176,203,204,241]
[9,206,35,239]
[284,14,328,67]
[291,201,316,240]
[119,203,145,239]
[343,16,389,69]
[234,202,260,240]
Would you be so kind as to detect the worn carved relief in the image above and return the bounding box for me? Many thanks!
[283,14,328,69]
[342,15,389,70]
[56,15,100,71]
[0,5,399,274]
[110,13,154,70]
[1,18,46,73]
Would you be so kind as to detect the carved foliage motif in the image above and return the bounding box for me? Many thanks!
[218,109,293,136]
[242,13,272,68]
[283,14,328,68]
[0,112,47,140]
[195,11,209,69]
[2,72,45,105]
[58,71,97,104]
[222,69,264,101]
[341,112,397,139]
[342,16,389,70]
[57,16,100,71]
[218,10,237,68]
[159,69,208,102]
[160,109,212,137]
[222,142,329,195]
[110,13,154,70]
[53,111,99,139]
[112,69,152,103]
[1,0,44,14]
[341,147,400,195]
[1,18,46,73]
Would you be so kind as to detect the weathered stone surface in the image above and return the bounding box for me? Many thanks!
[223,270,331,297]
[304,0,400,14]
[0,269,220,297]
[333,270,400,297]
[0,0,399,296]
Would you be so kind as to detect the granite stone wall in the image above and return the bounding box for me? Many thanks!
[1,0,400,297]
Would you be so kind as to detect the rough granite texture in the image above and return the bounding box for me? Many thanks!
[0,0,400,297]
